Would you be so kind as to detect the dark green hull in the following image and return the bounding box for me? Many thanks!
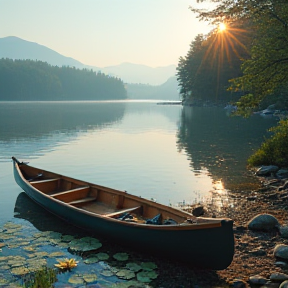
[12,158,234,270]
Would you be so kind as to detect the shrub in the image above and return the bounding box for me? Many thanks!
[248,119,288,167]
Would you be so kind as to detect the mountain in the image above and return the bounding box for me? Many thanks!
[0,36,176,85]
[126,76,180,100]
[102,62,176,86]
[0,36,90,69]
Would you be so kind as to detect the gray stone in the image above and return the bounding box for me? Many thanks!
[280,280,288,288]
[249,275,268,285]
[275,261,288,269]
[280,226,288,238]
[274,244,288,260]
[256,165,279,176]
[262,281,283,288]
[277,170,288,179]
[230,279,247,288]
[247,214,280,231]
[270,272,288,282]
[192,206,204,217]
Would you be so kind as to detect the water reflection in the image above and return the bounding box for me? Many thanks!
[177,106,278,190]
[0,101,125,161]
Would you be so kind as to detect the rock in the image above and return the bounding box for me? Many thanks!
[192,206,204,217]
[275,261,288,269]
[277,170,288,179]
[263,281,284,287]
[280,226,288,238]
[249,247,266,256]
[247,214,280,231]
[274,244,288,260]
[249,275,268,285]
[280,280,288,288]
[270,272,288,282]
[229,279,248,287]
[256,165,279,176]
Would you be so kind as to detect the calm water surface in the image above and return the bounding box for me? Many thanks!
[0,100,279,286]
[0,100,278,225]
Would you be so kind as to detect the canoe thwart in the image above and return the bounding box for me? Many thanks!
[68,197,96,206]
[104,206,142,218]
[49,185,90,198]
[30,178,60,184]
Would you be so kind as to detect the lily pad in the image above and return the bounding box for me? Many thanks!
[96,252,109,261]
[141,262,157,271]
[84,257,99,264]
[101,270,115,277]
[61,235,75,242]
[68,274,85,285]
[126,262,142,272]
[68,237,102,253]
[116,269,136,280]
[83,273,97,283]
[137,270,158,283]
[113,252,129,261]
[49,251,65,257]
[11,266,30,276]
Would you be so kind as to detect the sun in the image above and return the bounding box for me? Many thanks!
[218,23,226,32]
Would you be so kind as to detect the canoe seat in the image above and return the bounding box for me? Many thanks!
[104,206,142,218]
[68,197,96,206]
[30,178,60,184]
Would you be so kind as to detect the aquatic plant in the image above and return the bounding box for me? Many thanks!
[22,267,57,288]
[54,258,78,270]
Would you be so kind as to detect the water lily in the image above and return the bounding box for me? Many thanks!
[54,258,78,270]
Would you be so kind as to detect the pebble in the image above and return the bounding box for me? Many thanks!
[280,280,288,288]
[249,275,268,285]
[270,272,288,282]
[274,244,288,260]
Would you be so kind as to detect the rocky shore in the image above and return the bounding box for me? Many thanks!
[152,167,288,288]
[190,171,288,288]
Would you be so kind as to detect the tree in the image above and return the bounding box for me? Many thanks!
[176,24,249,105]
[191,0,288,114]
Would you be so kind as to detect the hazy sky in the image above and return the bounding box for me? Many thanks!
[0,0,213,68]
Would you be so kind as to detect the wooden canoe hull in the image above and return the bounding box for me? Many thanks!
[12,158,234,270]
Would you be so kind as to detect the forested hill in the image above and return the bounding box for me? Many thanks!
[0,58,127,101]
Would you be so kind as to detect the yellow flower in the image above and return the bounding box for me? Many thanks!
[54,258,78,270]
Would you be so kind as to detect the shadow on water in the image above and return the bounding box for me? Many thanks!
[13,192,224,287]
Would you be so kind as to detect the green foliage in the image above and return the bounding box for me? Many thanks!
[248,120,288,167]
[22,267,57,288]
[191,0,288,113]
[0,58,127,101]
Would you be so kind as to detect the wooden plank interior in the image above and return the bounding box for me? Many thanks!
[30,178,60,194]
[51,186,90,202]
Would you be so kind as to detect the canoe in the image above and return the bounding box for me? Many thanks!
[12,156,234,270]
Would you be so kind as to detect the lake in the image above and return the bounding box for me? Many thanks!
[0,100,279,286]
[0,100,278,225]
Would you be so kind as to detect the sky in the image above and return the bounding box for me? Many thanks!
[0,0,213,68]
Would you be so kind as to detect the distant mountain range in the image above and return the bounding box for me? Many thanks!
[0,36,177,86]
